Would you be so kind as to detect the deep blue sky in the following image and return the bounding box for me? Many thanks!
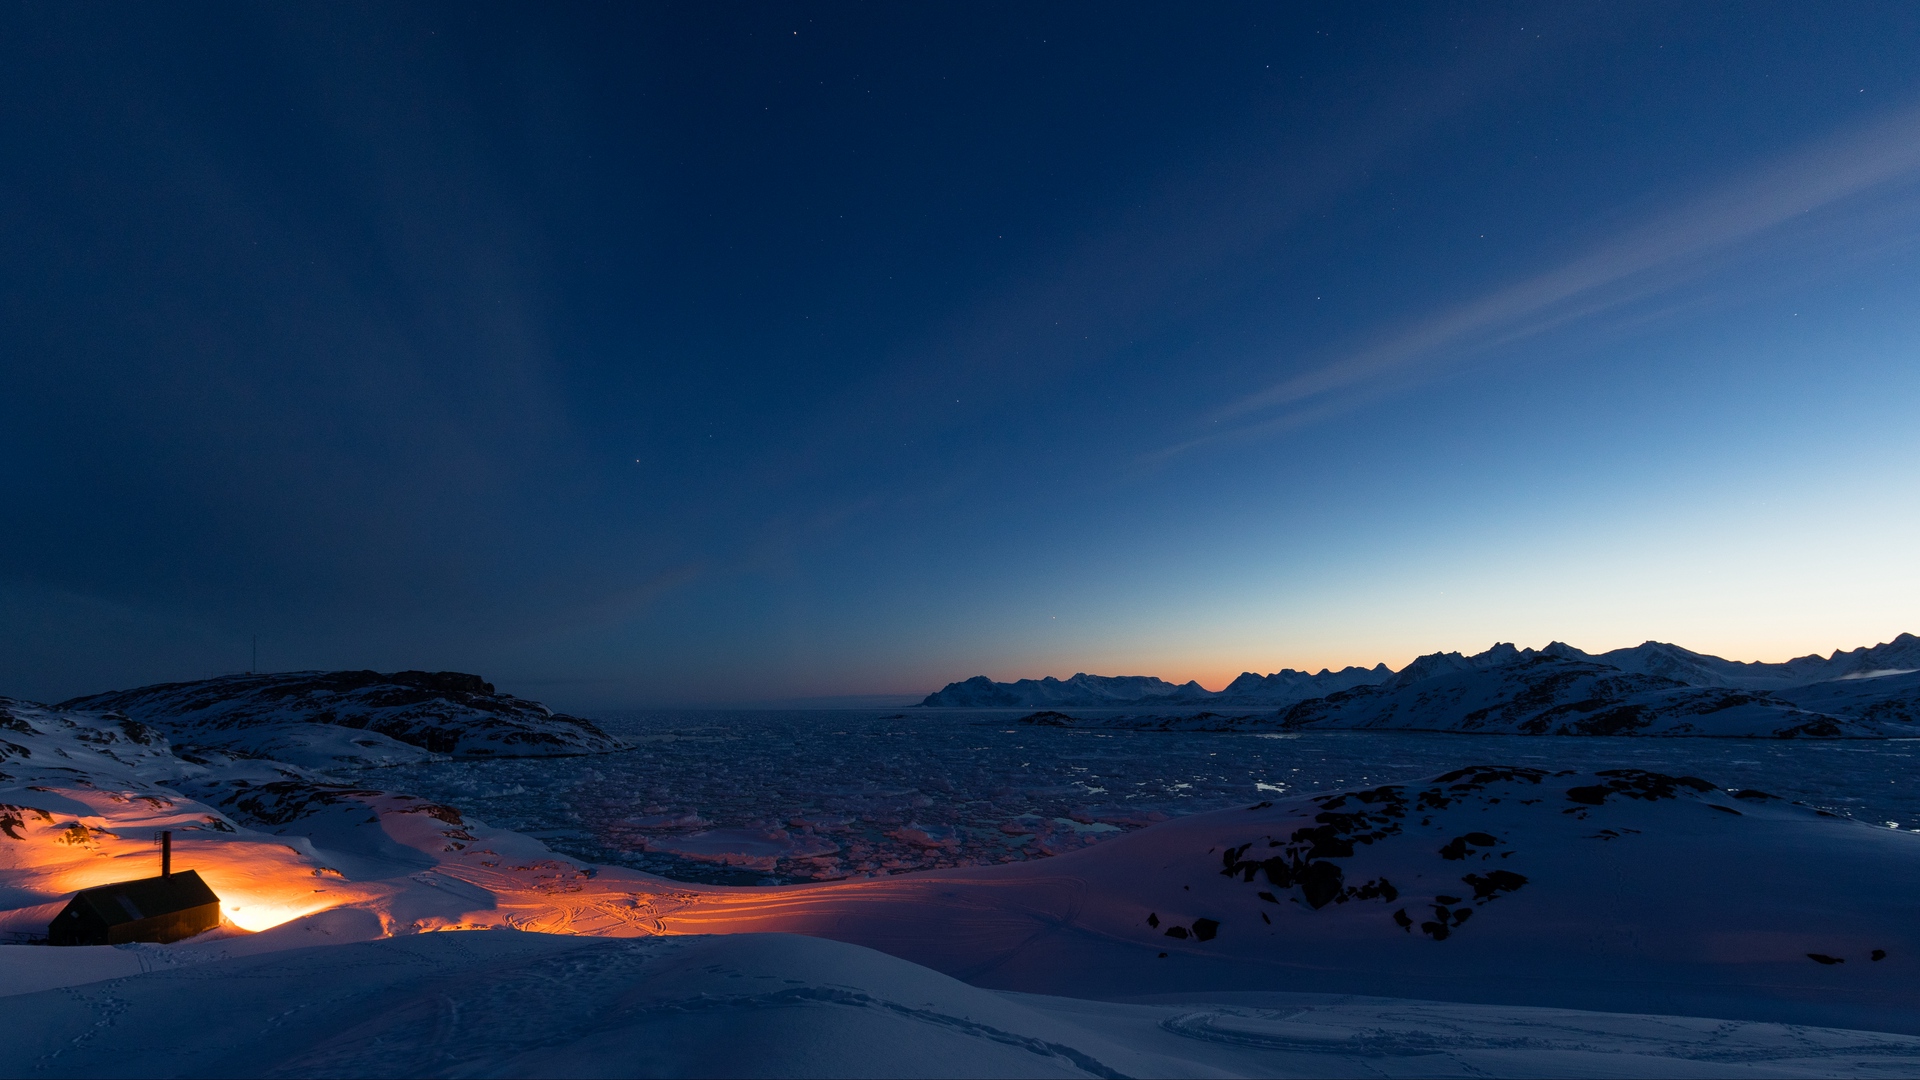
[4,2,1918,708]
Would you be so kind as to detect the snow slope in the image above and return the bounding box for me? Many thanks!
[60,670,624,768]
[648,765,1920,1036]
[1585,635,1920,690]
[1774,670,1920,725]
[8,930,1920,1078]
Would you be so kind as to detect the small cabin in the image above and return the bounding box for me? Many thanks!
[48,832,221,946]
[49,870,220,946]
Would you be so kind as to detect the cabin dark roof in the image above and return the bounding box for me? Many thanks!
[68,871,218,926]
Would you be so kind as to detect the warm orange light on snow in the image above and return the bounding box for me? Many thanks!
[218,894,338,932]
[173,839,375,933]
[22,824,373,936]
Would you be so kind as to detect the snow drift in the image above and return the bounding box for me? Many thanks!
[8,929,1920,1078]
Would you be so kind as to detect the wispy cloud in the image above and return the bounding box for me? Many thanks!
[1171,101,1920,457]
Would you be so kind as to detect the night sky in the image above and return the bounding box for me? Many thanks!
[4,3,1918,708]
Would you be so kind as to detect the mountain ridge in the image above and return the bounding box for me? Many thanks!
[921,633,1919,709]
[927,635,1919,737]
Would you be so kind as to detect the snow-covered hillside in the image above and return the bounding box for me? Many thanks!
[6,689,1920,1075]
[1775,670,1920,725]
[4,743,1920,1073]
[60,670,624,768]
[654,764,1920,1036]
[1583,635,1920,690]
[0,696,724,943]
[0,696,501,938]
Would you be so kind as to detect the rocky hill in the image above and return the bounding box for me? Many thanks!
[61,670,623,767]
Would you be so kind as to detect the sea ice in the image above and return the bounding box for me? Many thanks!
[344,710,1920,884]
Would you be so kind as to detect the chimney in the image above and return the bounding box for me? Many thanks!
[161,830,171,878]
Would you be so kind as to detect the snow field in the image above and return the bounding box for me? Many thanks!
[7,931,1920,1078]
[9,692,1920,1075]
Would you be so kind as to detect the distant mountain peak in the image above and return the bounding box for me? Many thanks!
[919,634,1918,712]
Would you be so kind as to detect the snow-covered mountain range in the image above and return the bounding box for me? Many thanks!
[938,635,1920,738]
[59,670,625,768]
[922,665,1393,708]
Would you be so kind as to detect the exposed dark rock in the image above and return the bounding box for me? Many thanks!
[1438,832,1501,860]
[1565,770,1716,807]
[1460,870,1527,900]
[1298,861,1345,909]
[213,781,388,827]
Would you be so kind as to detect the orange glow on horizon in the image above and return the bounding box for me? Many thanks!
[977,624,1920,697]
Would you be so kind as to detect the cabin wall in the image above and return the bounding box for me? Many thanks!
[48,909,110,947]
[105,902,221,945]
[49,900,220,946]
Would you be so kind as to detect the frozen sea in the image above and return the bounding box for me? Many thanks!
[344,710,1920,885]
